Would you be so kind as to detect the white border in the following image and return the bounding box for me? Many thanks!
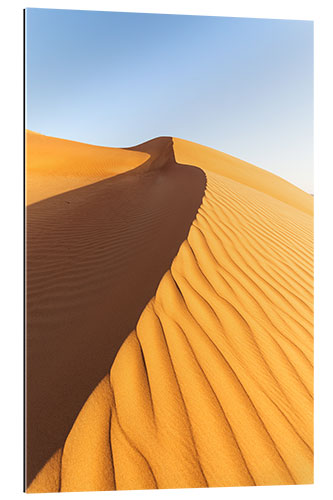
[1,1,332,499]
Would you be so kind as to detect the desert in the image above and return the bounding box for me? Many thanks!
[26,131,313,492]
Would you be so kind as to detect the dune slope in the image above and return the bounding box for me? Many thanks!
[25,131,150,205]
[25,135,206,486]
[27,137,313,492]
[173,137,313,215]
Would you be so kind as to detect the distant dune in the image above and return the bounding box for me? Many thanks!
[26,131,150,204]
[26,132,313,492]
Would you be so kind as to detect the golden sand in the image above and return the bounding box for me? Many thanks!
[25,134,205,485]
[26,134,313,492]
[173,137,313,215]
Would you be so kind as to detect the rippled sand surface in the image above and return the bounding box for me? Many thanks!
[26,133,313,492]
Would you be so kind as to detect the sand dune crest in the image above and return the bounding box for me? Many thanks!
[26,134,206,485]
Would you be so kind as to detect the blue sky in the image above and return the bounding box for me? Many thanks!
[25,9,313,193]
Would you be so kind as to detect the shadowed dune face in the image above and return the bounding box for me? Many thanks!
[26,136,206,486]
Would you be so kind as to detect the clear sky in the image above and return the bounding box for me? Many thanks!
[25,8,313,193]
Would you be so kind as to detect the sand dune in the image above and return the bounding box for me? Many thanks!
[25,133,206,485]
[26,134,313,492]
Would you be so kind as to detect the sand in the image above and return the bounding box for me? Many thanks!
[173,137,313,215]
[25,133,206,485]
[26,131,150,205]
[26,132,313,492]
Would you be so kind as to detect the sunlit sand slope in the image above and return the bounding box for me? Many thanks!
[173,137,313,215]
[28,149,313,492]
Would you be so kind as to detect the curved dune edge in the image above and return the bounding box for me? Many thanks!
[28,167,313,492]
[26,136,206,485]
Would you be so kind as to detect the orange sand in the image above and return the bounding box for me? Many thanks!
[173,137,313,215]
[26,131,149,205]
[26,133,313,492]
[25,133,206,485]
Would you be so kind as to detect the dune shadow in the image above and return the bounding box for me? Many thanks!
[25,137,206,486]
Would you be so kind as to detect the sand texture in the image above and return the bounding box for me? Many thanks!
[26,134,206,484]
[26,133,313,492]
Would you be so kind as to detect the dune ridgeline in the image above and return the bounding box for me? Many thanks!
[25,131,313,492]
